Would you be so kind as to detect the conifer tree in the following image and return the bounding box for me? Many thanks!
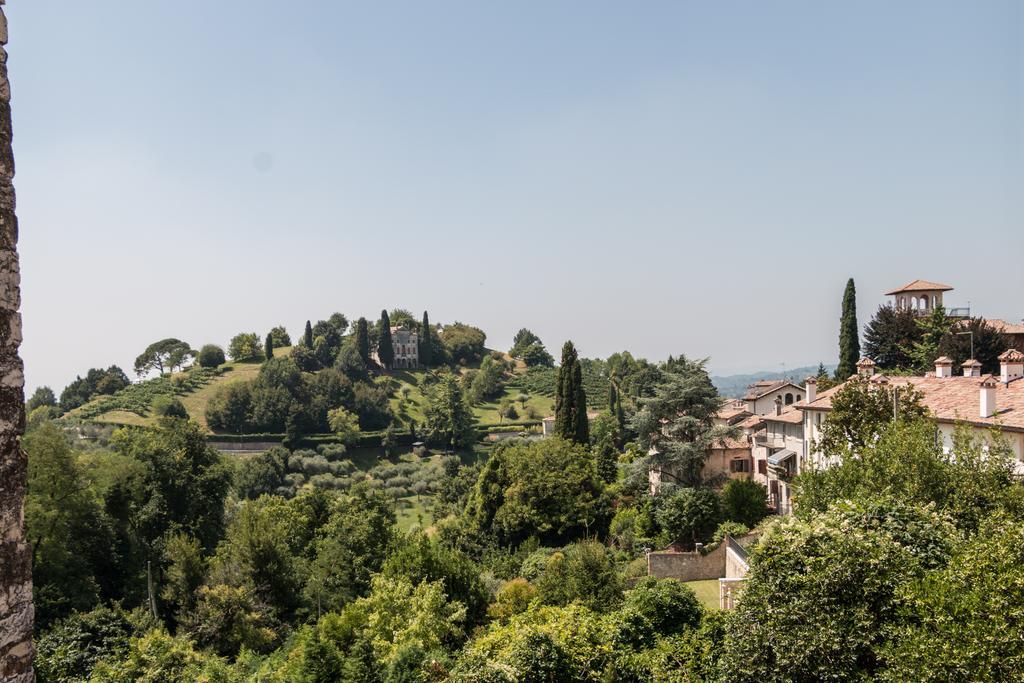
[420,311,432,367]
[554,341,576,439]
[608,383,618,415]
[304,320,314,348]
[265,333,274,360]
[378,310,394,369]
[835,278,860,380]
[572,361,590,445]
[355,317,370,363]
[555,341,589,445]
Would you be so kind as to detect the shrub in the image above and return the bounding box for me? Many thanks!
[152,395,188,419]
[197,344,226,368]
[721,479,769,529]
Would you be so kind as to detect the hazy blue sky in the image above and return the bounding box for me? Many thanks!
[7,1,1023,392]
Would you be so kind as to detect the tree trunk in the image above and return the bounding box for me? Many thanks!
[0,2,33,681]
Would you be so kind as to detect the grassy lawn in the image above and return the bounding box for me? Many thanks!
[395,495,435,532]
[684,579,721,611]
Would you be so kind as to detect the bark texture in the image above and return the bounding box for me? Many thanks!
[0,2,33,681]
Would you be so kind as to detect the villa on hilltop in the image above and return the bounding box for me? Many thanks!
[372,327,420,369]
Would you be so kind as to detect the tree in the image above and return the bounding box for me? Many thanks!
[328,407,361,446]
[629,357,733,487]
[304,320,314,348]
[352,382,394,430]
[265,332,275,360]
[134,338,195,377]
[196,344,226,368]
[0,19,32,678]
[835,278,860,380]
[422,375,477,450]
[814,376,928,456]
[719,499,957,682]
[228,332,263,361]
[27,386,56,412]
[378,310,394,369]
[655,487,721,546]
[305,485,397,613]
[554,341,589,445]
[937,317,1010,374]
[152,396,188,420]
[510,328,542,357]
[882,514,1024,682]
[419,311,433,367]
[465,438,610,546]
[720,479,768,529]
[25,424,116,628]
[35,606,135,683]
[468,355,506,403]
[510,329,553,366]
[440,323,487,365]
[904,304,953,373]
[535,541,624,612]
[381,534,491,629]
[268,325,291,347]
[864,305,921,370]
[205,381,253,433]
[355,317,370,364]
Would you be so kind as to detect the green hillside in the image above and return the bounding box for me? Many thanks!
[68,347,570,434]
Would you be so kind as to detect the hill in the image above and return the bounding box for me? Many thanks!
[711,364,833,398]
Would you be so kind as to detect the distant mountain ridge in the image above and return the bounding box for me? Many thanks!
[711,365,834,399]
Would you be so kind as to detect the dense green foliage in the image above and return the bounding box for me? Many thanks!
[864,304,920,370]
[835,278,860,380]
[555,341,589,444]
[228,332,263,361]
[134,338,195,377]
[378,310,394,368]
[59,366,131,412]
[196,344,226,369]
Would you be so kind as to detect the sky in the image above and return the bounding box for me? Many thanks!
[6,1,1023,393]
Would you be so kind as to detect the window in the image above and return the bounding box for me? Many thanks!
[758,460,767,475]
[730,459,750,473]
[785,393,794,405]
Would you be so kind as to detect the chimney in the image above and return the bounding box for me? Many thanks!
[980,375,998,418]
[774,396,782,416]
[999,349,1024,383]
[856,357,876,378]
[962,359,982,378]
[934,356,953,378]
[804,376,817,403]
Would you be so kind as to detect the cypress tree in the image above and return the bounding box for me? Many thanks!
[420,311,432,367]
[572,360,590,445]
[265,333,274,360]
[378,310,394,369]
[554,341,577,439]
[608,383,617,414]
[835,278,860,379]
[304,320,314,348]
[355,317,370,363]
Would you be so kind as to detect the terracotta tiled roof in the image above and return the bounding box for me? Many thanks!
[999,349,1024,363]
[934,356,954,364]
[799,374,1024,432]
[962,359,982,368]
[988,319,1024,336]
[885,279,954,295]
[762,407,803,424]
[716,400,749,422]
[742,380,803,401]
[737,414,766,430]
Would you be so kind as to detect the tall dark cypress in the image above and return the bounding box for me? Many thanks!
[304,320,314,348]
[554,341,577,439]
[420,311,432,367]
[355,317,370,363]
[608,383,618,414]
[835,278,861,380]
[378,310,394,369]
[265,333,274,360]
[572,360,590,444]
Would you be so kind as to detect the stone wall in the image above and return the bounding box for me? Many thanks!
[647,542,728,582]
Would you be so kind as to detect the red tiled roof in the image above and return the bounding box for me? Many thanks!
[885,279,954,295]
[799,374,1024,432]
[987,319,1024,336]
[762,407,804,424]
[742,380,804,401]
